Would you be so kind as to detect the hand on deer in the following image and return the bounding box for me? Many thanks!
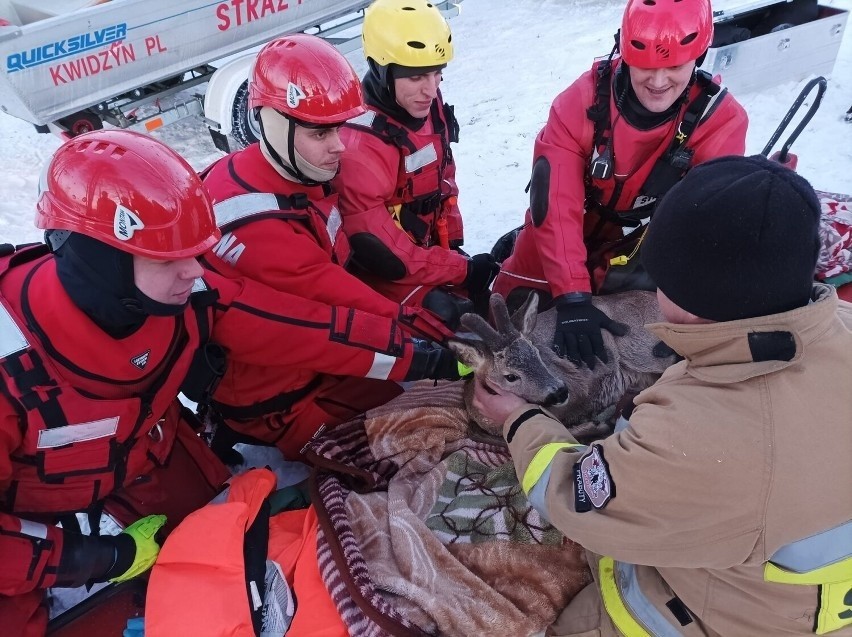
[553,294,629,370]
[471,376,528,427]
[405,339,463,381]
[463,254,500,295]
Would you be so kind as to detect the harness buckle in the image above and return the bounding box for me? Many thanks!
[148,420,164,443]
[590,144,614,180]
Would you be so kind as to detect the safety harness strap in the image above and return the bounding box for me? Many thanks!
[212,376,323,422]
[586,64,722,217]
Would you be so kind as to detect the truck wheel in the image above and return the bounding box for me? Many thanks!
[60,111,103,137]
[231,80,261,149]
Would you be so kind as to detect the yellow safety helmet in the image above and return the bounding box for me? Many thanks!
[362,0,454,68]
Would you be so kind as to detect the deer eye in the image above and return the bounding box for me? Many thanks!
[504,373,519,382]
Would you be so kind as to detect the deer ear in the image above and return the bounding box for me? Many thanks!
[511,291,539,336]
[448,337,489,370]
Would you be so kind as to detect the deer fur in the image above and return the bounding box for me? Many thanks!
[448,291,675,440]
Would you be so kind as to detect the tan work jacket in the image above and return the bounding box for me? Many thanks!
[504,284,852,636]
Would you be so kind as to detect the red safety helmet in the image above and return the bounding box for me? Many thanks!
[35,130,220,259]
[620,0,713,68]
[249,34,365,125]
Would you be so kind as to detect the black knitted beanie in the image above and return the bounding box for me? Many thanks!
[643,155,821,321]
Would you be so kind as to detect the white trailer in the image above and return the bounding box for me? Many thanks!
[0,0,460,149]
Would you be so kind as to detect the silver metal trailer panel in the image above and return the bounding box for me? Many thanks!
[0,0,371,126]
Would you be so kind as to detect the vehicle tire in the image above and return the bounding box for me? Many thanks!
[230,80,261,149]
[60,111,103,137]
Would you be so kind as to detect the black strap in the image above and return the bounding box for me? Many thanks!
[398,206,431,244]
[345,112,418,154]
[183,285,225,406]
[346,100,454,170]
[190,283,219,345]
[244,497,271,636]
[212,375,323,422]
[587,57,615,151]
[641,71,720,197]
[443,101,460,143]
[506,408,544,444]
[586,68,722,213]
[2,346,68,430]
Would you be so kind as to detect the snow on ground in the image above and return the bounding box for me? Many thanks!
[1,0,851,253]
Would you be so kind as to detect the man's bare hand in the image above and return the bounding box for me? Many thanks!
[471,377,527,426]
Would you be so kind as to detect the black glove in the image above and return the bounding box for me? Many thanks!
[405,339,461,381]
[54,530,136,587]
[553,294,628,369]
[463,253,500,295]
[54,515,167,587]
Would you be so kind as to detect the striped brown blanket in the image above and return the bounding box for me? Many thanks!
[305,381,591,637]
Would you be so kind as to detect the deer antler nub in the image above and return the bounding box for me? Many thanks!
[489,293,520,338]
[459,313,502,350]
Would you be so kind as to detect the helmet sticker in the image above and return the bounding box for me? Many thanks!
[286,82,306,109]
[114,204,145,241]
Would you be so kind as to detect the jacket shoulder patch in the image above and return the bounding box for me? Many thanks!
[575,444,615,510]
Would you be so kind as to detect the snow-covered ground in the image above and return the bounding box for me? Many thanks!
[1,0,851,252]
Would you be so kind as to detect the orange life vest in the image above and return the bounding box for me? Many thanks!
[146,468,347,637]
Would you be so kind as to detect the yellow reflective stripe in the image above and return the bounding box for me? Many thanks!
[765,558,852,586]
[765,558,852,635]
[521,442,584,494]
[599,556,653,637]
[815,581,852,635]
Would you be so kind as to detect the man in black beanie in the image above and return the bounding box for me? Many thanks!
[469,155,852,635]
[643,154,821,322]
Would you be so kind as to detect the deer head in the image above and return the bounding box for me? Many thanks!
[449,293,569,414]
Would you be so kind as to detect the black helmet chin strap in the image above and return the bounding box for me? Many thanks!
[256,108,323,186]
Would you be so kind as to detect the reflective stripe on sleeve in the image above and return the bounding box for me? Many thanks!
[365,352,396,380]
[19,520,48,540]
[0,302,28,358]
[327,206,342,245]
[213,193,279,227]
[37,416,119,449]
[521,442,585,494]
[348,111,375,127]
[404,143,438,173]
[526,464,553,524]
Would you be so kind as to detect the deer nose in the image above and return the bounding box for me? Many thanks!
[545,386,569,406]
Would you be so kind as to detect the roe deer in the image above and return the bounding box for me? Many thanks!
[449,291,676,440]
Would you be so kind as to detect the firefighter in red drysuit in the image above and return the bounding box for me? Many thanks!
[0,130,459,637]
[492,0,749,369]
[333,0,500,315]
[201,35,456,460]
